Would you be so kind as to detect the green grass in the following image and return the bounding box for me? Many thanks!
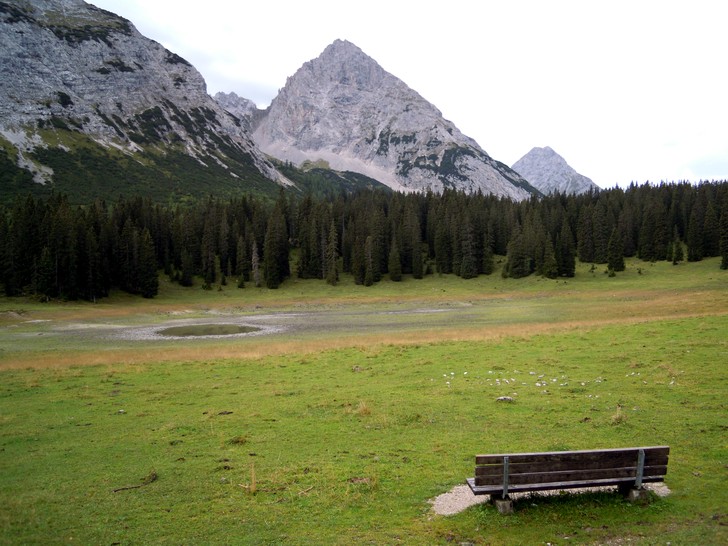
[0,259,727,544]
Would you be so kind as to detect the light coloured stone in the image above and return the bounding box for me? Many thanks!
[512,146,600,195]
[250,39,535,199]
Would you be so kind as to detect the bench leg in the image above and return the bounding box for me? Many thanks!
[618,483,632,496]
[626,487,652,504]
[494,496,514,515]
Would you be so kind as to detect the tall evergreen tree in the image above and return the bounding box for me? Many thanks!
[138,228,159,298]
[325,220,339,286]
[671,226,684,265]
[720,205,728,270]
[251,242,261,288]
[577,206,595,263]
[481,229,495,275]
[388,236,402,282]
[236,235,247,288]
[503,226,532,279]
[179,248,194,287]
[541,239,559,279]
[459,216,478,279]
[607,227,625,272]
[556,219,576,277]
[263,206,289,289]
[703,201,720,257]
[687,195,705,261]
[363,235,375,286]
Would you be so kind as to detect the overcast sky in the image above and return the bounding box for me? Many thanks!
[89,0,726,189]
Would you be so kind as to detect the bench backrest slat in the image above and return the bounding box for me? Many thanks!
[475,446,669,466]
[473,446,669,489]
[475,452,668,476]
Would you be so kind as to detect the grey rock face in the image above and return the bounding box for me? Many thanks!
[252,40,535,199]
[213,92,258,130]
[512,146,599,195]
[0,0,284,185]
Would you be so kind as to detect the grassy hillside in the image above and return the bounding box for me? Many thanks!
[0,259,726,544]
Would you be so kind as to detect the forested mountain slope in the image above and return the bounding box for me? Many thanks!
[0,0,287,204]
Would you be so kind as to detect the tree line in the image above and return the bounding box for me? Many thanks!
[1,181,727,300]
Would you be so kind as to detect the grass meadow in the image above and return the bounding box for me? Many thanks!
[1,258,726,544]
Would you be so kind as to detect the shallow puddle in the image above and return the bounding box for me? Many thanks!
[157,324,260,337]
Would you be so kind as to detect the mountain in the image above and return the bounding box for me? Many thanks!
[213,92,258,131]
[512,146,599,195]
[0,0,287,204]
[251,39,537,199]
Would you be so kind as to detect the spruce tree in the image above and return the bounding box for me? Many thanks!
[719,206,728,269]
[351,236,365,285]
[85,227,102,302]
[325,221,339,286]
[34,246,55,301]
[503,226,532,279]
[138,228,159,298]
[236,235,246,288]
[179,248,194,287]
[556,219,576,277]
[251,243,261,287]
[459,217,478,279]
[541,239,559,279]
[607,227,625,272]
[364,235,375,286]
[671,227,684,265]
[388,236,402,281]
[481,229,495,275]
[703,201,720,257]
[263,206,288,289]
[577,207,595,263]
[687,196,705,261]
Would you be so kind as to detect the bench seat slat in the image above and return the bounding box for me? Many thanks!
[474,465,667,486]
[467,475,666,496]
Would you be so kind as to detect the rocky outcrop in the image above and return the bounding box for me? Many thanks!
[0,0,285,189]
[213,92,258,131]
[251,40,536,199]
[512,146,599,195]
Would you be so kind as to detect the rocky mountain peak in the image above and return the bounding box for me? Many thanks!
[512,146,599,195]
[251,40,536,199]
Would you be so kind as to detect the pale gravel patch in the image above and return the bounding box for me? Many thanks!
[430,483,671,516]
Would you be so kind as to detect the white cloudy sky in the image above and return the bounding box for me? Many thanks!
[89,0,726,189]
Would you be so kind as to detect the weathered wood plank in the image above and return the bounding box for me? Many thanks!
[475,446,669,466]
[474,465,668,486]
[467,474,666,496]
[474,455,669,476]
[468,446,670,497]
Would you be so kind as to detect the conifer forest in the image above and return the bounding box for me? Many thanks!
[2,181,727,301]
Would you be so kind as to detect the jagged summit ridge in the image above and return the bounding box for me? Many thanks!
[512,146,599,195]
[251,39,535,198]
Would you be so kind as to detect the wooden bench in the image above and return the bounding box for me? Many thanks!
[466,446,669,513]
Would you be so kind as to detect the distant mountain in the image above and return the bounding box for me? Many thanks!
[251,40,537,199]
[512,146,599,195]
[213,92,258,131]
[0,0,287,204]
